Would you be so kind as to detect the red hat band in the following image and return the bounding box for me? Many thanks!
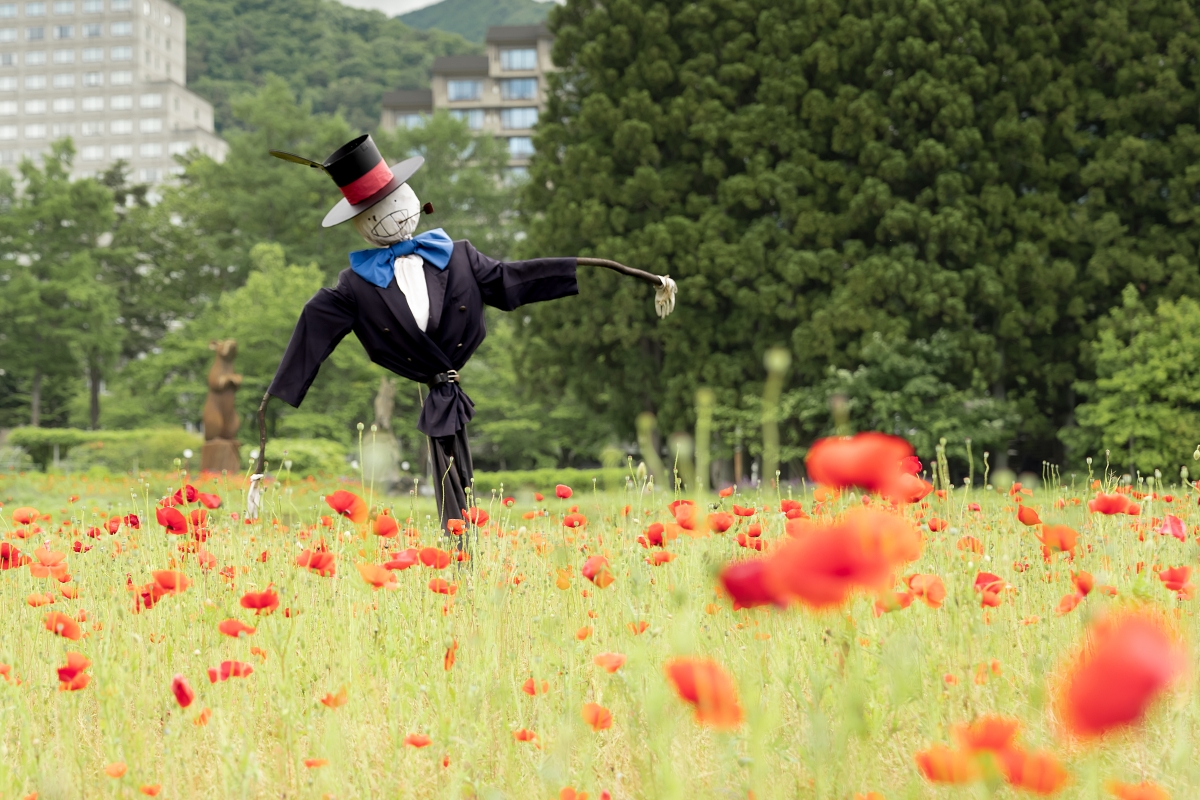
[324,135,396,206]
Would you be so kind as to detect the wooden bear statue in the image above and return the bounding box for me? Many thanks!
[200,339,243,473]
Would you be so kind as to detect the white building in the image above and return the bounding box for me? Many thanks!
[0,0,226,184]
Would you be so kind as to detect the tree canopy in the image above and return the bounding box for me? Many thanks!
[519,0,1200,476]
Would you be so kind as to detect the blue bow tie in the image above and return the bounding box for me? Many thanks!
[348,228,455,288]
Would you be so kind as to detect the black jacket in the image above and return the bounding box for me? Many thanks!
[268,240,578,437]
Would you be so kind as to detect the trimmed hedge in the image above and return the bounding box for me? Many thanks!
[469,467,631,498]
[261,438,350,478]
[8,427,203,472]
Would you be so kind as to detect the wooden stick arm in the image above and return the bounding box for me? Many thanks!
[577,257,677,318]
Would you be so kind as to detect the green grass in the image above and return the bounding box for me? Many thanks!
[0,469,1198,798]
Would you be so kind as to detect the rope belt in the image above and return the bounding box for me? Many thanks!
[426,370,460,389]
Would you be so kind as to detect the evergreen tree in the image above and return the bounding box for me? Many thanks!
[519,0,1200,473]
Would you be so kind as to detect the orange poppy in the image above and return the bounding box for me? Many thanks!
[325,490,368,524]
[914,744,979,783]
[594,653,627,673]
[575,626,592,640]
[581,556,614,588]
[953,716,1019,752]
[663,657,743,729]
[1106,780,1171,800]
[44,611,81,640]
[1059,610,1185,737]
[556,484,573,499]
[303,759,328,768]
[320,685,348,708]
[444,640,458,671]
[512,728,537,742]
[151,570,191,595]
[805,432,913,494]
[1088,493,1133,515]
[906,574,946,608]
[1017,506,1042,526]
[1038,525,1078,555]
[419,547,452,569]
[428,578,458,595]
[12,507,39,525]
[240,587,280,615]
[384,548,420,570]
[104,762,127,778]
[217,619,256,638]
[57,651,91,691]
[404,733,432,748]
[999,748,1071,794]
[522,677,549,695]
[207,660,253,683]
[627,621,649,635]
[356,562,398,590]
[139,785,162,796]
[296,549,336,577]
[373,514,400,537]
[581,702,613,731]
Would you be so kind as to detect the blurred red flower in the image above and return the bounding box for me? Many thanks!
[325,490,368,524]
[664,657,743,729]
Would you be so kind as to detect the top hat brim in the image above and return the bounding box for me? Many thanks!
[321,156,425,228]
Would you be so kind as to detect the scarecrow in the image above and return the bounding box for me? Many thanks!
[250,135,676,535]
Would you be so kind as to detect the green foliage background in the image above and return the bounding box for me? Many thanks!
[399,0,553,44]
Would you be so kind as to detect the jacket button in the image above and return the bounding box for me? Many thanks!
[459,305,466,311]
[407,357,412,362]
[382,327,390,333]
[456,343,462,348]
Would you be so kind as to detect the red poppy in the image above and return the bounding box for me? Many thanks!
[444,640,458,671]
[1060,611,1185,737]
[563,513,588,528]
[664,657,743,729]
[240,586,280,615]
[302,759,327,769]
[928,517,948,532]
[404,733,431,748]
[325,490,368,524]
[901,455,922,474]
[1088,493,1133,515]
[906,573,946,608]
[26,592,53,607]
[576,626,593,640]
[703,512,733,533]
[1038,525,1078,555]
[1072,571,1094,596]
[626,621,649,635]
[522,677,549,695]
[296,549,336,577]
[1106,780,1171,800]
[914,744,979,783]
[581,556,614,588]
[320,686,348,708]
[998,748,1071,794]
[805,432,913,494]
[512,728,537,742]
[45,611,81,640]
[139,785,162,796]
[873,589,915,616]
[384,548,419,570]
[217,619,257,637]
[732,504,755,517]
[581,702,613,731]
[373,514,400,538]
[57,651,91,690]
[155,506,188,535]
[0,543,30,570]
[463,507,489,525]
[12,507,39,525]
[718,558,785,610]
[762,509,921,608]
[207,660,253,683]
[953,716,1019,752]
[428,578,458,595]
[1158,566,1192,594]
[647,551,675,566]
[556,484,573,499]
[173,484,199,504]
[152,570,191,595]
[105,762,127,778]
[171,674,196,707]
[198,492,222,509]
[718,486,735,497]
[446,518,466,535]
[419,547,452,569]
[1017,506,1042,526]
[594,653,627,673]
[1156,514,1186,542]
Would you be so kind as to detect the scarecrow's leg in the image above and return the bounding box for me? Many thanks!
[432,427,474,549]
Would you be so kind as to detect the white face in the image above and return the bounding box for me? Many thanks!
[352,182,421,247]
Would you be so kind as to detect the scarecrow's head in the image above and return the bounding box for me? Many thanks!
[351,182,421,247]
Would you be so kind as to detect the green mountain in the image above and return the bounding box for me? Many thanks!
[399,0,554,43]
[174,0,480,133]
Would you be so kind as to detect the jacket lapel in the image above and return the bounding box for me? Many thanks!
[374,279,452,368]
[424,259,447,335]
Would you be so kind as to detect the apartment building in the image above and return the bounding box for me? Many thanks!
[0,0,225,185]
[380,23,554,177]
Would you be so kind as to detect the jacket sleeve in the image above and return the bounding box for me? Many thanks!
[464,241,579,311]
[267,270,358,408]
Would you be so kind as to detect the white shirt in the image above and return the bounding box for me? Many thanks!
[393,253,429,331]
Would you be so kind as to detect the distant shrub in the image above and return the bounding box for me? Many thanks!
[8,427,203,472]
[261,438,350,478]
[470,467,632,498]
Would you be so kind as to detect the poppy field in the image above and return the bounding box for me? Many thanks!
[1,434,1199,799]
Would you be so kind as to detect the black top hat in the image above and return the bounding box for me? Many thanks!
[269,134,424,228]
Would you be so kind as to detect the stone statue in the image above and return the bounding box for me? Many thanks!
[201,339,242,473]
[363,376,402,490]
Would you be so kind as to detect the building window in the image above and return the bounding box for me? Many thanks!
[25,49,45,63]
[52,47,72,62]
[81,120,100,134]
[448,108,484,130]
[505,166,529,183]
[81,0,100,11]
[0,124,15,139]
[446,79,482,102]
[0,53,14,66]
[501,78,537,100]
[0,3,13,16]
[81,46,100,61]
[24,73,44,88]
[500,107,537,130]
[82,21,97,35]
[26,24,43,38]
[0,76,14,89]
[139,141,160,157]
[139,167,158,181]
[110,142,130,158]
[24,98,45,113]
[110,20,130,35]
[80,95,100,110]
[52,0,71,11]
[507,136,534,157]
[0,99,13,113]
[110,118,131,134]
[82,69,100,84]
[109,93,130,108]
[391,111,424,129]
[51,23,67,37]
[109,69,130,83]
[110,45,131,60]
[81,144,103,160]
[138,117,160,132]
[168,139,190,155]
[0,26,13,40]
[51,97,72,112]
[25,2,45,16]
[24,123,46,138]
[111,0,130,9]
[500,48,537,71]
[51,72,72,86]
[50,121,70,135]
[138,92,160,108]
